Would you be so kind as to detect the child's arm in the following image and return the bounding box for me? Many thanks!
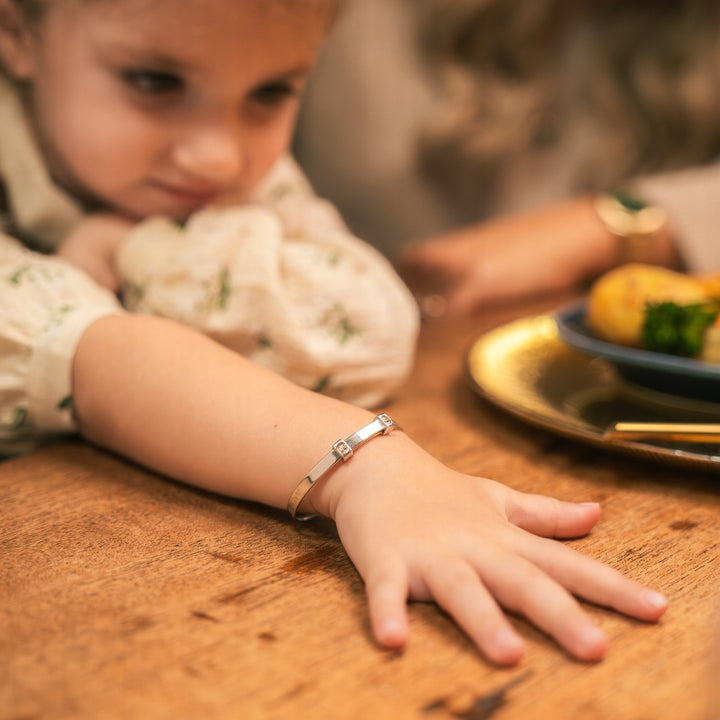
[73,312,668,665]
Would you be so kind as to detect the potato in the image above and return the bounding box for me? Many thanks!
[696,271,720,299]
[586,263,708,347]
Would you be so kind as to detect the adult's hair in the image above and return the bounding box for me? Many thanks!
[417,0,720,208]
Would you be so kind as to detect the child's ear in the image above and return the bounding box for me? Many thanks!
[0,0,36,80]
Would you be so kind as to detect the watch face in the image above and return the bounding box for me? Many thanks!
[613,188,647,211]
[594,193,667,243]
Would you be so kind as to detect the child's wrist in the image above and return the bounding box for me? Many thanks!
[288,413,403,520]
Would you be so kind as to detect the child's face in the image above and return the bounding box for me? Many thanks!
[10,0,332,220]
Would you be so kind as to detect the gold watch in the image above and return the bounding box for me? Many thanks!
[594,188,667,265]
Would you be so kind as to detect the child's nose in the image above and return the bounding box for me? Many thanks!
[172,127,243,186]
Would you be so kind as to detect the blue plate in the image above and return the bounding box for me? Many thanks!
[555,300,720,402]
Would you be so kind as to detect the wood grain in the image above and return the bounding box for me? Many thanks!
[2,294,719,720]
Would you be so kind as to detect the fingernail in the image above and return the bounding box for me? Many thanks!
[578,625,608,656]
[493,627,524,651]
[380,619,406,645]
[643,589,668,610]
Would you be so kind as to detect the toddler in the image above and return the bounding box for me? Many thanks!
[0,0,667,665]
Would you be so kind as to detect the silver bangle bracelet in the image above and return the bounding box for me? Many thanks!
[287,413,402,521]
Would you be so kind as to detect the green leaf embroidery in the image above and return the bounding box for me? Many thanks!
[196,266,232,313]
[321,303,359,345]
[57,395,73,411]
[7,265,31,285]
[337,317,358,345]
[42,304,75,333]
[2,407,27,431]
[312,376,331,393]
[218,267,231,309]
[271,182,295,200]
[123,281,145,307]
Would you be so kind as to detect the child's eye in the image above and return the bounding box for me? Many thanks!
[122,69,183,95]
[251,82,297,107]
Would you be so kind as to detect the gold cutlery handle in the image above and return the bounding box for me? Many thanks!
[606,422,720,443]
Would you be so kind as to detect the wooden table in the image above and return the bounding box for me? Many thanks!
[2,295,719,720]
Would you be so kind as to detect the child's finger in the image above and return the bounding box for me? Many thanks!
[516,534,669,621]
[364,559,410,648]
[507,493,602,538]
[477,550,609,661]
[424,559,526,665]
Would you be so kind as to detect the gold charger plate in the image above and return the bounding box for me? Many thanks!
[466,314,720,471]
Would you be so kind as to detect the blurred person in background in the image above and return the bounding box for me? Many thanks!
[294,0,720,315]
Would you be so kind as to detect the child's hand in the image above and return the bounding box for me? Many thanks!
[324,434,668,665]
[57,214,135,293]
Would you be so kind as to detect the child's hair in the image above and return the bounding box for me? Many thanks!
[416,0,720,209]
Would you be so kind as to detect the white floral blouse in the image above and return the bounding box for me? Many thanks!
[0,75,420,455]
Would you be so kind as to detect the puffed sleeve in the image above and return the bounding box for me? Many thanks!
[0,233,123,455]
[116,159,420,408]
[633,160,720,273]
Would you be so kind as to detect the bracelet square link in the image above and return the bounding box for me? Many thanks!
[376,413,394,430]
[332,439,354,461]
[287,413,402,520]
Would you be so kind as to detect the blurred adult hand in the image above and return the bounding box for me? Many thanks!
[397,195,676,316]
